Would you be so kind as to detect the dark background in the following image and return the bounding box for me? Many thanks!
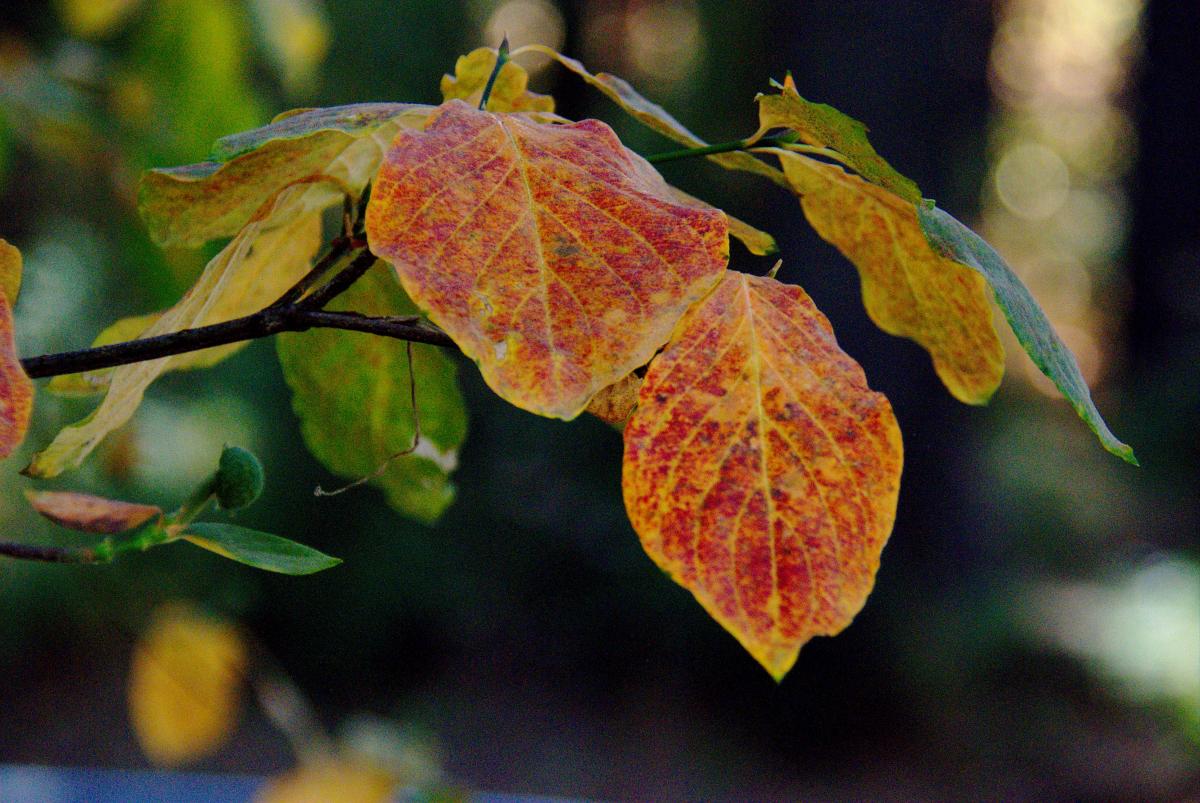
[0,0,1196,798]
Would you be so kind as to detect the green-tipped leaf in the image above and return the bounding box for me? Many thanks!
[183,523,341,575]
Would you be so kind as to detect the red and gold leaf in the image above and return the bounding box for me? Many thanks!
[27,490,163,534]
[0,285,32,460]
[366,99,729,419]
[622,271,903,679]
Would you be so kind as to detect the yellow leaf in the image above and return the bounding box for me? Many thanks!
[623,271,903,680]
[365,100,729,419]
[255,759,397,803]
[775,151,1004,404]
[140,104,430,248]
[128,603,246,767]
[0,237,21,303]
[441,47,555,113]
[25,190,324,477]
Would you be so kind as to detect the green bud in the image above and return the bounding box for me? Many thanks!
[213,446,264,510]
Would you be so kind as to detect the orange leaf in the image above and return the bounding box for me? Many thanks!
[775,151,1004,404]
[0,289,32,460]
[27,490,162,534]
[622,271,903,680]
[366,100,729,419]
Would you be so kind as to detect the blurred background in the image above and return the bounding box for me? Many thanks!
[0,0,1196,798]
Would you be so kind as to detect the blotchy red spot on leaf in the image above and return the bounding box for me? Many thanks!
[366,100,728,419]
[0,291,32,459]
[622,271,903,679]
[27,490,162,534]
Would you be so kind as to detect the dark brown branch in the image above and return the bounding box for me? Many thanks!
[20,308,456,379]
[0,542,102,563]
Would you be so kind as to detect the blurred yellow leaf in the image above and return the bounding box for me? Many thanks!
[26,193,323,477]
[128,603,247,767]
[441,47,555,113]
[255,758,396,803]
[55,0,143,39]
[250,0,332,96]
[0,237,21,303]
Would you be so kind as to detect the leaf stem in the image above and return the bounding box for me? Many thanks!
[646,136,849,168]
[478,36,511,112]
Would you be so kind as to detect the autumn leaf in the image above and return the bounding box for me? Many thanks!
[773,151,1004,405]
[0,239,32,460]
[128,603,247,767]
[27,490,163,533]
[517,45,788,189]
[442,47,555,113]
[919,204,1137,464]
[26,190,324,478]
[585,371,641,428]
[366,99,729,419]
[140,102,430,248]
[623,271,903,680]
[754,74,923,205]
[0,237,22,303]
[665,184,778,258]
[277,261,467,523]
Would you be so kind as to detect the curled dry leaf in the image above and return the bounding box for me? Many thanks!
[366,99,728,419]
[27,490,162,534]
[775,151,1005,405]
[623,271,903,679]
[27,190,324,477]
[441,46,555,113]
[140,103,431,248]
[128,603,247,767]
[585,371,642,428]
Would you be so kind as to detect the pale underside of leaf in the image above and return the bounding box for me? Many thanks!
[26,189,325,478]
[623,271,903,680]
[140,103,430,248]
[366,99,729,419]
[774,150,1004,405]
[918,204,1137,464]
[277,262,467,523]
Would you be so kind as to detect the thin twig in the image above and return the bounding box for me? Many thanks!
[296,249,379,310]
[315,341,421,497]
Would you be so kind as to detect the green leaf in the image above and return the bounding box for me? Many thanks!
[139,102,430,248]
[183,523,341,575]
[918,204,1137,465]
[277,262,468,523]
[754,74,923,205]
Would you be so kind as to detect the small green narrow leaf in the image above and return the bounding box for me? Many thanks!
[183,523,341,575]
[918,204,1137,465]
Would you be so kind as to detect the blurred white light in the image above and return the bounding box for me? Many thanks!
[484,0,566,72]
[994,142,1071,220]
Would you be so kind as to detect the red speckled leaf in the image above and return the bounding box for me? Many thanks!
[622,271,903,679]
[27,490,163,534]
[0,268,32,460]
[366,99,729,419]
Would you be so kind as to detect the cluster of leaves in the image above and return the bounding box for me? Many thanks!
[0,46,1134,680]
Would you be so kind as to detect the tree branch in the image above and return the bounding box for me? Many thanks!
[20,307,456,379]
